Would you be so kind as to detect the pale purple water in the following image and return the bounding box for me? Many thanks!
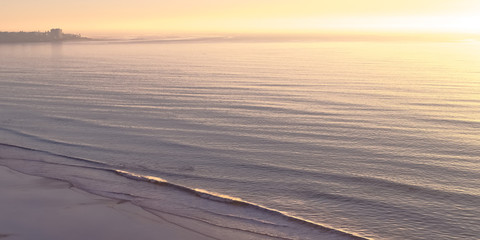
[1,40,479,239]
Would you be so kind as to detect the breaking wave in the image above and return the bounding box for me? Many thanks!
[0,143,367,240]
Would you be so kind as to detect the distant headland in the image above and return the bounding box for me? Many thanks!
[0,28,90,43]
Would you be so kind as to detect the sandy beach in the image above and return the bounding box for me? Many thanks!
[0,166,211,240]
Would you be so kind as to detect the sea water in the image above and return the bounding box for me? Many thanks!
[0,39,479,239]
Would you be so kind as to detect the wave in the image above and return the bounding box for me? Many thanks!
[106,169,372,239]
[0,142,368,240]
[0,143,109,168]
[0,127,122,155]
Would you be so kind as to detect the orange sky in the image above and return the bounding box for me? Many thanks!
[2,0,480,35]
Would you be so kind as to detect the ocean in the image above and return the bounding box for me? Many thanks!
[0,39,479,239]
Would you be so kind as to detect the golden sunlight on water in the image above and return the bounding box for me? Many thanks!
[0,39,479,240]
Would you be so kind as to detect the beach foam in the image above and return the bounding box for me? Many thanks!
[0,143,366,240]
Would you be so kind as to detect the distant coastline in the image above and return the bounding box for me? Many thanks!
[0,28,90,43]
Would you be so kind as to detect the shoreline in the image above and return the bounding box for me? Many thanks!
[0,39,95,45]
[0,165,211,240]
[0,142,368,240]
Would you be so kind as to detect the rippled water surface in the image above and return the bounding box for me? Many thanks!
[1,40,479,239]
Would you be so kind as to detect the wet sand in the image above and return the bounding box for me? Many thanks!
[0,166,210,240]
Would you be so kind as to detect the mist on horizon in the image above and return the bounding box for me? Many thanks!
[2,0,480,39]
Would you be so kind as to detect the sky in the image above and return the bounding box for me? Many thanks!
[2,0,480,36]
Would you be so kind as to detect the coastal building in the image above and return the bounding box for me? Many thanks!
[0,28,86,43]
[49,28,63,40]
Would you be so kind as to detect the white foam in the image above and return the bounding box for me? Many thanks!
[0,144,366,240]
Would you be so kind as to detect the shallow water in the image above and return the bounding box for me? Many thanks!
[1,40,479,239]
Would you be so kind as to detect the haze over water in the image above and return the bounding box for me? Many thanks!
[0,39,479,239]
